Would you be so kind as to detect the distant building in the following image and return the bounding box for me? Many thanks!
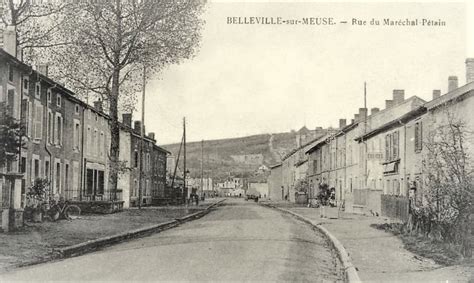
[267,164,283,200]
[248,182,268,198]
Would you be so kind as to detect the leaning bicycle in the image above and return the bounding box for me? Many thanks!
[44,199,81,221]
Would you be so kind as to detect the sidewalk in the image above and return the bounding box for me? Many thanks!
[0,198,223,273]
[266,201,472,282]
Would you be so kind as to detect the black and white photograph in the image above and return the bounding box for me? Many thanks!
[0,0,473,281]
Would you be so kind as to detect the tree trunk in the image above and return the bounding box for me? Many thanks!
[108,70,121,200]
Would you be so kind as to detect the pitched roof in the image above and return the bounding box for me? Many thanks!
[425,82,474,110]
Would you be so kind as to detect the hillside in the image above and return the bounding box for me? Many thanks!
[161,129,325,181]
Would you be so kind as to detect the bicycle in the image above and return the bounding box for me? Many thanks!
[44,199,81,221]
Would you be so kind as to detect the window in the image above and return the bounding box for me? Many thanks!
[56,94,61,107]
[73,120,81,150]
[385,135,390,161]
[86,169,94,195]
[23,78,29,92]
[414,121,423,152]
[99,132,104,156]
[27,101,32,137]
[385,131,400,161]
[8,64,13,82]
[34,159,40,179]
[97,171,104,195]
[47,89,51,103]
[20,157,26,173]
[55,162,61,194]
[87,126,91,152]
[75,104,79,114]
[392,131,399,160]
[7,89,14,113]
[21,99,28,133]
[34,104,43,140]
[86,169,104,196]
[35,83,41,99]
[45,160,50,181]
[65,164,69,196]
[55,114,63,145]
[93,129,98,155]
[134,151,139,168]
[47,110,53,144]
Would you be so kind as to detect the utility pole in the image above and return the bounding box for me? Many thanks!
[363,81,368,189]
[200,140,204,197]
[183,117,187,202]
[138,66,146,209]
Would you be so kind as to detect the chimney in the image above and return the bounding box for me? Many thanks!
[339,119,346,129]
[371,107,380,115]
[354,113,360,122]
[359,108,368,121]
[385,100,394,109]
[392,89,405,105]
[36,65,49,77]
[148,132,155,140]
[351,119,355,124]
[466,58,474,84]
[134,121,142,133]
[122,113,132,127]
[448,76,458,92]
[93,100,103,112]
[3,26,17,58]
[432,90,441,100]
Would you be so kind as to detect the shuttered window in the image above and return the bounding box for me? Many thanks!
[34,104,43,140]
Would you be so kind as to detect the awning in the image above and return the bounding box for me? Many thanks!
[384,162,396,173]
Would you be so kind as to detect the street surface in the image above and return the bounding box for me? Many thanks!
[1,198,342,281]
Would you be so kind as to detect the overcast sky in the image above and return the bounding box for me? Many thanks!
[138,0,471,145]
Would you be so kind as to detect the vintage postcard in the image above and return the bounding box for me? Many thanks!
[0,0,472,281]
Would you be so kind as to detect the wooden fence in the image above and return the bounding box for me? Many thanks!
[381,194,409,222]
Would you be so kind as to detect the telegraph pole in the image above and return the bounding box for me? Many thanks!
[200,140,204,197]
[363,82,368,188]
[138,66,146,209]
[183,117,187,202]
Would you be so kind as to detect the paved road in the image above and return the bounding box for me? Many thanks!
[1,199,342,281]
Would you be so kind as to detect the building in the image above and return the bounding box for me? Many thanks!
[267,163,283,201]
[0,43,170,217]
[248,182,269,198]
[281,129,333,202]
[306,91,427,213]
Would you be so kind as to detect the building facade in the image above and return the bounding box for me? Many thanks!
[0,47,169,214]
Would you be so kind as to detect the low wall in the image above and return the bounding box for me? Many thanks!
[70,201,124,214]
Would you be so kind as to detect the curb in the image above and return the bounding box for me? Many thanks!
[56,199,226,258]
[176,199,226,223]
[260,203,362,283]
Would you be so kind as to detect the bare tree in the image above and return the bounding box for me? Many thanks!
[1,0,72,60]
[419,108,473,257]
[45,0,205,198]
